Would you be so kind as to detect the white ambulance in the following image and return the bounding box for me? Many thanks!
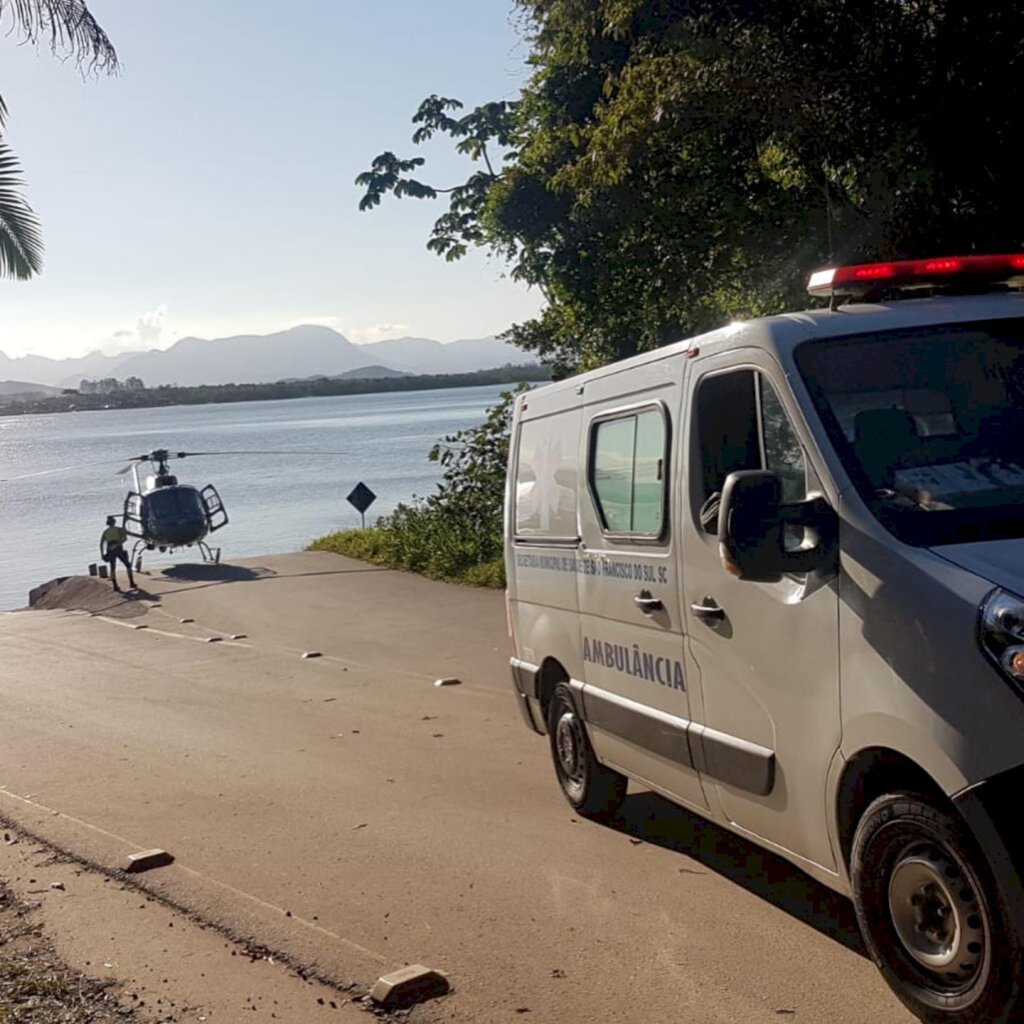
[505,255,1024,1024]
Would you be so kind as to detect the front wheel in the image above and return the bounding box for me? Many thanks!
[547,683,626,820]
[851,792,1024,1023]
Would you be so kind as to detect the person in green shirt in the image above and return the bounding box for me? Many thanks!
[100,515,136,592]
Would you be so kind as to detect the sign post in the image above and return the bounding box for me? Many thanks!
[346,482,377,529]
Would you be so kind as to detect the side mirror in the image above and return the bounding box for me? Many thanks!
[718,470,786,582]
[718,470,836,582]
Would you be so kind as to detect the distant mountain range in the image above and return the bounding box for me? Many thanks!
[0,380,61,397]
[0,326,535,389]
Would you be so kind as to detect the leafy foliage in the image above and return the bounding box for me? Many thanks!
[359,1,1024,374]
[0,0,118,279]
[0,0,118,72]
[0,98,42,279]
[309,385,530,588]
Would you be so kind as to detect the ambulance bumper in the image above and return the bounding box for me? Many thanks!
[510,658,544,734]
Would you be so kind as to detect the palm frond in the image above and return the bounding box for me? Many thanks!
[0,0,117,73]
[0,134,43,279]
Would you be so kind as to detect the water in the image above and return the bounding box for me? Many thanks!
[0,384,510,610]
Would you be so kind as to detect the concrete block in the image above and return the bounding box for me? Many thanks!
[370,964,450,1009]
[301,651,322,659]
[124,849,174,873]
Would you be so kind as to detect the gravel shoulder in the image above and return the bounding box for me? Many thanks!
[1,848,145,1024]
[0,824,377,1023]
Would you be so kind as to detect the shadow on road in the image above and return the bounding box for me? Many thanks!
[606,791,866,956]
[160,564,277,583]
[155,563,390,595]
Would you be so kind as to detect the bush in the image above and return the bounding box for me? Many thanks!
[308,384,528,588]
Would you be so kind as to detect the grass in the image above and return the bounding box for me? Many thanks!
[0,876,139,1023]
[308,526,506,589]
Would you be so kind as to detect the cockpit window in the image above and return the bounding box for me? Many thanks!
[147,487,205,520]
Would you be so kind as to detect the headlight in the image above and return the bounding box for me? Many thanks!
[980,588,1024,686]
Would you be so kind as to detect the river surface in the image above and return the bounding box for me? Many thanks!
[0,384,510,610]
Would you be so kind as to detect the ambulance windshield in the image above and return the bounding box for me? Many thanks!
[795,320,1024,546]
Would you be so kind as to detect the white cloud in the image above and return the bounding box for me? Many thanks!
[286,315,346,331]
[137,303,168,346]
[283,317,412,344]
[346,323,411,344]
[97,304,171,355]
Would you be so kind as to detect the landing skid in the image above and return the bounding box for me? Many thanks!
[198,540,222,564]
[129,537,221,572]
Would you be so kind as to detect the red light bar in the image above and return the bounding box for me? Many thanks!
[808,254,1024,299]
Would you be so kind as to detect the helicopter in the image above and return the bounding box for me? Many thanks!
[3,445,350,571]
[118,449,229,567]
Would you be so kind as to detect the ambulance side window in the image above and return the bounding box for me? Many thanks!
[694,370,760,506]
[694,370,808,550]
[590,407,667,537]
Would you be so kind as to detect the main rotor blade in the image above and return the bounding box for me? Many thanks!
[1,458,127,483]
[2,448,351,483]
[170,449,350,457]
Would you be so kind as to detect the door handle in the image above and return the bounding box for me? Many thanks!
[691,599,725,622]
[634,592,663,614]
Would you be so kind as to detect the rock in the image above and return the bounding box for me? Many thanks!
[28,577,70,606]
[369,965,450,1009]
[433,678,461,687]
[301,651,322,659]
[49,881,65,891]
[124,849,174,873]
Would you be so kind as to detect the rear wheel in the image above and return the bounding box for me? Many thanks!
[851,792,1024,1023]
[547,683,626,820]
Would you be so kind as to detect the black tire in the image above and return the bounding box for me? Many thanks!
[851,792,1024,1024]
[547,683,626,820]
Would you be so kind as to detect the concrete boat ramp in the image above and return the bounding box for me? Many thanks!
[0,552,912,1022]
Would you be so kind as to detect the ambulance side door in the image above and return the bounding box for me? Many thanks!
[680,352,841,869]
[576,367,708,813]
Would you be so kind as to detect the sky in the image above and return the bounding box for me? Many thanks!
[0,1,542,358]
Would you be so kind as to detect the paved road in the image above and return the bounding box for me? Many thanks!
[0,552,913,1023]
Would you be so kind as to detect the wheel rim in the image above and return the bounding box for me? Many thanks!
[888,844,987,987]
[554,709,585,788]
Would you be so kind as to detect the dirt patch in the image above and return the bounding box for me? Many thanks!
[27,577,150,620]
[0,875,144,1023]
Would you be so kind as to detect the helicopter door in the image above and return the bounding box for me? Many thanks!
[200,485,229,532]
[123,492,144,537]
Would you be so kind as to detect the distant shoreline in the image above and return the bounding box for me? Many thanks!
[0,364,551,417]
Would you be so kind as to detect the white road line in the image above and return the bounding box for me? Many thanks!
[0,787,388,967]
[95,616,253,648]
[91,612,441,685]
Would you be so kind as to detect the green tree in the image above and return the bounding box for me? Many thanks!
[0,0,118,278]
[310,384,530,586]
[359,1,1024,374]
